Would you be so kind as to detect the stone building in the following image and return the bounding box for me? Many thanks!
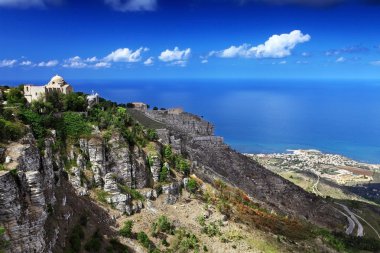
[24,75,73,103]
[131,102,148,111]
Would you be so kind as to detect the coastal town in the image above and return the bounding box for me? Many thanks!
[246,149,380,186]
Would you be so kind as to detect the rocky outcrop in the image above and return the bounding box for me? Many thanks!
[0,134,48,253]
[149,155,161,183]
[104,173,132,214]
[146,110,214,136]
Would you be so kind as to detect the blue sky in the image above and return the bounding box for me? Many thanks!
[0,0,380,81]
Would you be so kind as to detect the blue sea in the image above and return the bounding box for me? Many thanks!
[5,79,380,164]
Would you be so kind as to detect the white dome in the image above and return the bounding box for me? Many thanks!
[50,75,64,83]
[49,75,66,85]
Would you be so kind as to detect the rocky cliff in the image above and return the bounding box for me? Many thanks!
[0,108,349,253]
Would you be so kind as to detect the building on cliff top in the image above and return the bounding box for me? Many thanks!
[24,75,73,103]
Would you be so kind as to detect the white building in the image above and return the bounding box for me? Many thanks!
[87,91,100,108]
[24,75,73,103]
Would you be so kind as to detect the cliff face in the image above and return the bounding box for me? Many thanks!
[0,108,348,252]
[142,109,346,230]
[0,127,183,252]
[0,133,50,253]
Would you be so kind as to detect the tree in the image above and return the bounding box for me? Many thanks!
[5,87,25,105]
[64,92,87,112]
[46,90,64,112]
[31,99,54,114]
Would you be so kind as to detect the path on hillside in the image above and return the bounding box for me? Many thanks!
[338,204,364,237]
[354,213,380,239]
[312,174,324,197]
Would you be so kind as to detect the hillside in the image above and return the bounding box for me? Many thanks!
[0,87,379,253]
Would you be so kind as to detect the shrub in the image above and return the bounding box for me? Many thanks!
[159,165,169,182]
[46,90,64,111]
[119,221,133,238]
[151,215,174,236]
[95,189,110,204]
[0,226,9,251]
[118,184,145,201]
[186,178,198,195]
[137,232,152,249]
[5,87,25,105]
[201,221,221,237]
[163,145,173,161]
[84,230,102,252]
[63,112,91,139]
[68,225,85,252]
[20,109,47,141]
[176,157,190,175]
[64,93,87,112]
[171,228,200,253]
[146,129,158,141]
[0,118,24,142]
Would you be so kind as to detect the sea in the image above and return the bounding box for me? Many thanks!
[4,79,380,164]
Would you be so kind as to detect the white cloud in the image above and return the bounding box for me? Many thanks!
[63,56,111,68]
[0,59,17,67]
[336,56,346,63]
[212,30,310,59]
[94,62,111,68]
[105,47,148,62]
[104,0,156,12]
[0,0,61,8]
[279,60,287,64]
[201,59,208,64]
[85,57,98,62]
[370,61,380,66]
[144,57,154,66]
[62,56,88,68]
[159,47,191,66]
[37,60,58,67]
[20,60,32,66]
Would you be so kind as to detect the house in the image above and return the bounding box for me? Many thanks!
[24,75,73,103]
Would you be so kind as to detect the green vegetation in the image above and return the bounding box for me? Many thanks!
[196,216,221,237]
[0,117,24,142]
[5,86,26,105]
[186,178,198,195]
[0,226,9,253]
[95,189,110,204]
[313,228,380,252]
[151,215,174,236]
[62,112,91,139]
[117,184,145,201]
[159,164,169,182]
[67,224,85,253]
[170,228,200,253]
[119,221,134,238]
[137,231,157,252]
[162,145,191,176]
[84,230,103,252]
[146,129,158,141]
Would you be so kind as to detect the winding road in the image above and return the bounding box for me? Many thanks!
[337,203,364,237]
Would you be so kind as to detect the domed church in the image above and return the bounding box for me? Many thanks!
[24,75,73,103]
